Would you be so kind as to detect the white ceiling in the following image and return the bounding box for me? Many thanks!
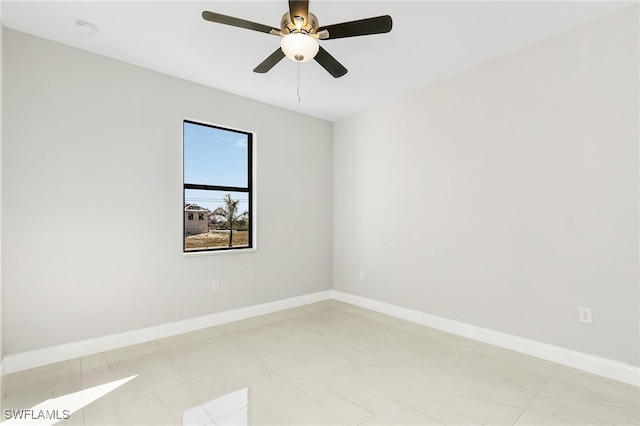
[1,1,634,122]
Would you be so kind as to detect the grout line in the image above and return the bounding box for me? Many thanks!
[511,364,559,425]
[385,342,481,423]
[160,343,219,426]
[293,375,374,425]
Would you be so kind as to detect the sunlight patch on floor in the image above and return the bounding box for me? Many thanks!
[2,375,139,426]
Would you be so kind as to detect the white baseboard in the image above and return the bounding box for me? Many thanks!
[3,289,638,388]
[2,290,332,375]
[331,290,640,387]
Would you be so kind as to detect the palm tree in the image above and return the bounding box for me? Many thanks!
[214,194,248,247]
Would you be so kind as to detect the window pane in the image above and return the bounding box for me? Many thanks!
[184,121,249,188]
[184,189,250,251]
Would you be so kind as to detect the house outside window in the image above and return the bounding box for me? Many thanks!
[183,120,254,252]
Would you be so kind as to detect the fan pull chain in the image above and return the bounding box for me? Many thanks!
[297,62,301,103]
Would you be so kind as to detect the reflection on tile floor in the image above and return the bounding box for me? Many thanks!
[2,300,639,425]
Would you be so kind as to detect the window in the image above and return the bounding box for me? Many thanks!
[183,120,253,252]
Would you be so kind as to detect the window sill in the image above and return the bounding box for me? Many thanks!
[183,248,257,257]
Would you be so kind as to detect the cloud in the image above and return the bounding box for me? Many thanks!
[235,139,248,149]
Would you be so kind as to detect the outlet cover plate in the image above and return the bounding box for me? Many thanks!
[579,307,592,324]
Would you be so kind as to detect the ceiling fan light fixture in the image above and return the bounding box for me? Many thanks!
[280,33,319,62]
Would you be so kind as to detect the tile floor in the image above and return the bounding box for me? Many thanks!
[2,300,639,425]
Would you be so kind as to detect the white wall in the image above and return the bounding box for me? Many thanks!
[333,7,639,367]
[2,29,332,356]
[0,4,4,383]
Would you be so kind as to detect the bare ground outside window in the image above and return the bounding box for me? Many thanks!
[184,230,249,251]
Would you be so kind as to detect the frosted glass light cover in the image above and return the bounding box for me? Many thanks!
[280,33,319,63]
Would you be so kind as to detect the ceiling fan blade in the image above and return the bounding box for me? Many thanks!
[202,11,280,34]
[253,48,286,73]
[289,1,309,27]
[314,46,348,78]
[319,15,392,40]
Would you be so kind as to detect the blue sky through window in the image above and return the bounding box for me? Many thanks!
[184,121,248,188]
[184,121,249,213]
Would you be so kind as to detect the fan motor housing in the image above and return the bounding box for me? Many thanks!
[281,12,319,34]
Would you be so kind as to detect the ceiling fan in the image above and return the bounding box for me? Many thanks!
[202,1,393,78]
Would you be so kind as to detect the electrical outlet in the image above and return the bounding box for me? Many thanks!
[359,270,365,280]
[212,282,220,293]
[578,307,592,324]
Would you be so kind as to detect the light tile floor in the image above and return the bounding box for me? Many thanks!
[2,300,639,425]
